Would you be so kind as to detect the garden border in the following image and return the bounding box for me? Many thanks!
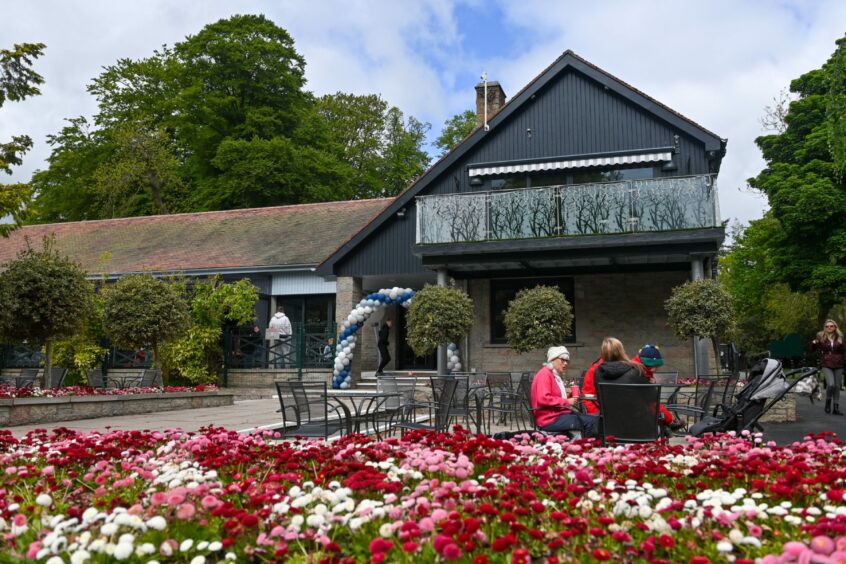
[0,391,235,426]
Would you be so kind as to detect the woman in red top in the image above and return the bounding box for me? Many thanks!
[530,346,597,437]
[810,319,845,415]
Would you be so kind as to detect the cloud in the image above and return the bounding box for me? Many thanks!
[2,0,845,228]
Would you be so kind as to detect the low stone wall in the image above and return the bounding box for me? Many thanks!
[759,394,796,423]
[0,392,235,426]
[227,369,331,388]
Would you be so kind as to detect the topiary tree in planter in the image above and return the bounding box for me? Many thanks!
[102,274,189,371]
[406,285,474,362]
[0,238,96,387]
[504,285,574,353]
[665,278,736,371]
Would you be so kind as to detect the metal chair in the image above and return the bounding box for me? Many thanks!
[85,368,106,388]
[653,371,681,404]
[597,383,662,445]
[274,380,351,439]
[394,377,459,434]
[375,375,417,436]
[16,368,38,389]
[483,372,520,431]
[44,367,69,389]
[666,375,721,427]
[140,369,161,387]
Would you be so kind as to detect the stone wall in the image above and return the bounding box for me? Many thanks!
[227,369,332,388]
[464,271,697,376]
[0,392,235,426]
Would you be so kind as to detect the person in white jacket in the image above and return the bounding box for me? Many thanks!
[268,307,293,368]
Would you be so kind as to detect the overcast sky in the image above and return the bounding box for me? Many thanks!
[2,0,845,227]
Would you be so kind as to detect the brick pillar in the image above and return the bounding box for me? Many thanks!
[335,277,363,382]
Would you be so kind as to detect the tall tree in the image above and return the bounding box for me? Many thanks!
[0,43,45,235]
[434,109,476,156]
[748,35,846,319]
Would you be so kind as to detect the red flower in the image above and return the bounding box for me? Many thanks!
[591,548,612,561]
[443,543,463,561]
[492,537,510,552]
[658,534,675,548]
[402,541,418,553]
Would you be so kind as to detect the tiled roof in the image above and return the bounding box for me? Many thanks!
[0,199,391,275]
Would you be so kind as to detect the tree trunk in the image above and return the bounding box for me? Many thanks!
[711,337,721,376]
[153,344,161,372]
[44,340,53,389]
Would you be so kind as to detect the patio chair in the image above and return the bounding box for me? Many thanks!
[85,368,106,388]
[274,380,351,439]
[44,367,68,389]
[653,371,681,404]
[666,375,720,428]
[16,368,38,389]
[374,375,416,436]
[393,377,458,434]
[140,369,162,387]
[483,372,520,431]
[597,383,662,445]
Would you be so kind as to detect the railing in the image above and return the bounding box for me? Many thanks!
[225,323,335,372]
[0,344,44,368]
[416,174,719,244]
[108,347,153,369]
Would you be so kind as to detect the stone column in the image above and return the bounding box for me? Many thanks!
[691,258,711,376]
[335,277,363,382]
[437,268,448,375]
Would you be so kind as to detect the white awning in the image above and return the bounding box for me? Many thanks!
[468,151,673,177]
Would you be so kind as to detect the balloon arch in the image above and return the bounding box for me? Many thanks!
[332,287,462,389]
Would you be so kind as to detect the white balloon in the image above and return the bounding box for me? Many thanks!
[340,382,350,389]
[342,320,350,328]
[342,357,350,366]
[450,355,459,363]
[447,362,455,370]
[347,335,356,342]
[333,369,339,376]
[364,306,372,314]
[341,340,348,347]
[348,342,356,350]
[454,363,462,371]
[338,351,346,360]
[343,347,351,355]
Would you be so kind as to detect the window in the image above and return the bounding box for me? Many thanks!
[276,294,335,328]
[569,166,654,185]
[490,277,576,344]
[485,166,655,191]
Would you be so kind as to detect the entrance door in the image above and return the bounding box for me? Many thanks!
[396,306,436,370]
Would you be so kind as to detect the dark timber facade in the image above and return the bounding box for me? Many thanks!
[319,50,727,378]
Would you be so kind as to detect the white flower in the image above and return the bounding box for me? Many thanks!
[118,533,135,545]
[180,539,194,552]
[70,549,91,564]
[716,541,734,553]
[190,557,206,564]
[208,541,222,552]
[225,553,237,561]
[35,494,53,508]
[113,542,134,560]
[638,505,652,519]
[379,523,394,537]
[138,542,156,555]
[45,557,64,564]
[196,541,209,551]
[306,514,325,528]
[82,508,98,523]
[349,517,363,530]
[146,516,167,531]
[100,523,118,536]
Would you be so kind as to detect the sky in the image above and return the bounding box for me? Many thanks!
[2,0,845,227]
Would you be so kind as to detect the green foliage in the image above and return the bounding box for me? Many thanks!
[747,35,846,317]
[434,110,476,156]
[1,42,45,235]
[159,325,221,384]
[665,279,735,343]
[763,284,818,339]
[0,238,95,384]
[29,16,432,221]
[503,286,574,354]
[160,277,257,383]
[317,93,431,198]
[102,274,189,366]
[406,285,474,357]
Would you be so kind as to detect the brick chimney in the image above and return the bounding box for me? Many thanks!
[475,80,507,128]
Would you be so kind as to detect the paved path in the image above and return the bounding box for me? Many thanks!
[4,392,845,445]
[4,399,283,438]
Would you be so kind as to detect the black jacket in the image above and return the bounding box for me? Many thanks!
[595,361,644,384]
[378,323,390,346]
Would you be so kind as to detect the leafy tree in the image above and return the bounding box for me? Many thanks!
[665,279,735,369]
[748,35,846,319]
[1,43,45,235]
[504,286,574,353]
[317,93,431,198]
[102,274,189,370]
[161,277,258,384]
[434,109,476,156]
[0,238,95,387]
[406,285,473,357]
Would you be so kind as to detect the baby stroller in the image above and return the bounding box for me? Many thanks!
[690,358,819,437]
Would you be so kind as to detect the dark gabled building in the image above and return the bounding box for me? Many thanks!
[318,50,726,377]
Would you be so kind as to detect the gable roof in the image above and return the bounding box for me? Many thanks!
[1,199,391,276]
[317,50,726,276]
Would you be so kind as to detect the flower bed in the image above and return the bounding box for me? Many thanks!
[0,428,844,562]
[0,384,217,399]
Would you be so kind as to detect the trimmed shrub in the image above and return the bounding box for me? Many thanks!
[504,285,573,353]
[406,285,474,357]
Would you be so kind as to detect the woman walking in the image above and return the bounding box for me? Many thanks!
[810,320,846,415]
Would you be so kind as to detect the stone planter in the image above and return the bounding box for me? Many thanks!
[0,391,235,426]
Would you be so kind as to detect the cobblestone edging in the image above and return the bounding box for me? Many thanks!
[0,392,235,426]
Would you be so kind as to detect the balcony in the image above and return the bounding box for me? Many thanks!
[415,175,719,245]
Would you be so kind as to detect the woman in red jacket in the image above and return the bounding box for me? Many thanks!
[530,346,597,437]
[810,319,845,415]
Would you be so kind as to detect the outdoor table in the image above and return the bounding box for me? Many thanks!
[327,390,403,434]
